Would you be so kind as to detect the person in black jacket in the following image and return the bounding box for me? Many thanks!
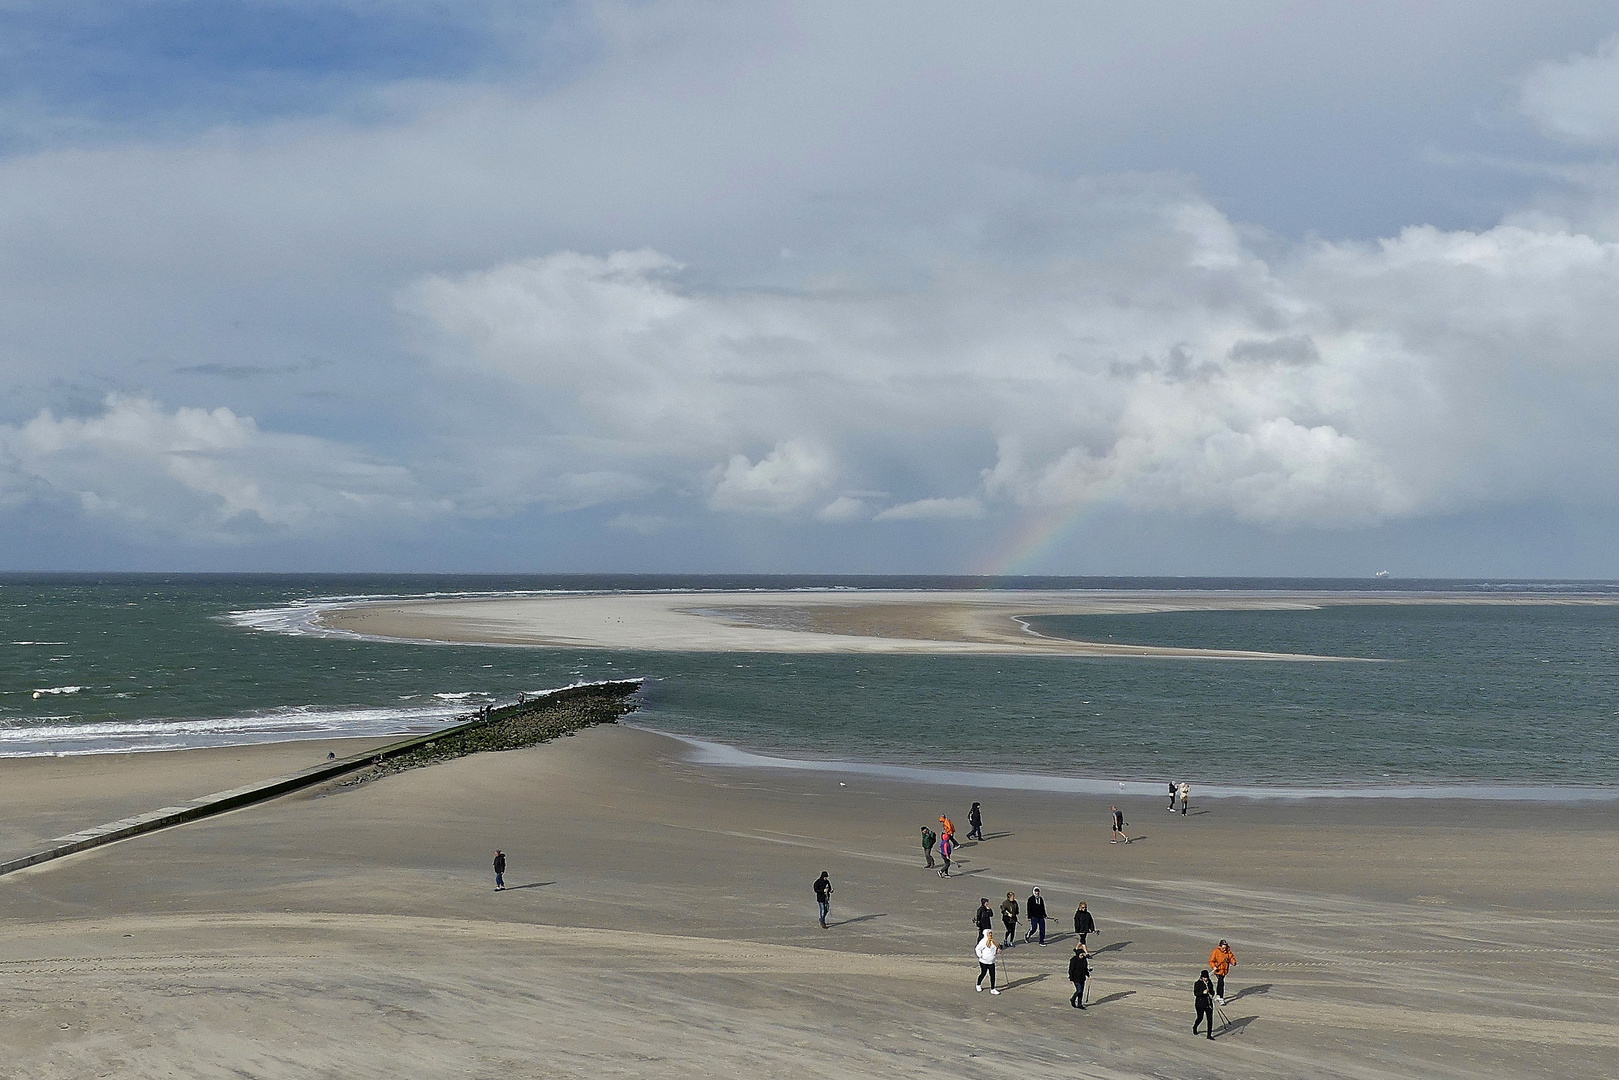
[1068,943,1090,1008]
[492,849,506,891]
[967,801,984,841]
[1193,970,1216,1038]
[974,898,994,941]
[1024,886,1048,945]
[814,872,833,928]
[1074,901,1095,944]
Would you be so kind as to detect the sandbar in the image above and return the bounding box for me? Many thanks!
[2,726,1616,1078]
[315,588,1619,659]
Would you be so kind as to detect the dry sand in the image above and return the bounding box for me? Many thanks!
[316,589,1619,659]
[3,726,1616,1079]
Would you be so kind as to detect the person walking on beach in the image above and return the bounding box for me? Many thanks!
[1179,781,1191,815]
[1110,806,1129,844]
[1068,943,1090,1008]
[492,849,506,891]
[1193,970,1216,1038]
[938,830,954,876]
[1209,940,1236,1004]
[1168,780,1178,811]
[921,825,938,868]
[1074,901,1095,945]
[813,871,833,928]
[967,802,984,842]
[975,930,1001,994]
[1025,886,1048,945]
[939,815,956,847]
[1000,892,1019,946]
[974,898,994,942]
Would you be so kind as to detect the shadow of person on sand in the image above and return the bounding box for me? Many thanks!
[1226,983,1271,1003]
[1091,990,1135,1005]
[502,881,556,891]
[979,831,1014,840]
[1214,1015,1257,1037]
[1091,940,1131,954]
[1001,972,1049,991]
[828,914,887,928]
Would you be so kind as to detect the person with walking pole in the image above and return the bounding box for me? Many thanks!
[1067,943,1090,1009]
[938,830,954,876]
[973,898,994,942]
[974,930,1001,994]
[999,891,1019,947]
[1209,939,1236,1004]
[1024,886,1048,945]
[1073,901,1095,945]
[1193,970,1216,1039]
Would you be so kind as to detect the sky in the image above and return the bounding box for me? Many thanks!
[5,1,1619,575]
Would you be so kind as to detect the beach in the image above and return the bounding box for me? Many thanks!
[315,588,1619,658]
[4,725,1617,1079]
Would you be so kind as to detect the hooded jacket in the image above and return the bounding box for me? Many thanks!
[1026,892,1047,920]
[974,904,994,932]
[1209,944,1236,975]
[1068,952,1089,981]
[1074,907,1095,935]
[975,935,999,965]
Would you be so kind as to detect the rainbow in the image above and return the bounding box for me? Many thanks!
[980,507,1086,577]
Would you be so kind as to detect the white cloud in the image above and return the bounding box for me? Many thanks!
[1521,35,1619,145]
[816,495,870,522]
[407,187,1619,530]
[874,497,986,522]
[708,440,836,514]
[0,395,438,542]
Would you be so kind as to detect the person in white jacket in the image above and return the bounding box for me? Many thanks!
[975,929,1001,994]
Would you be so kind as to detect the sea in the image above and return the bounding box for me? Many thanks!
[3,574,1618,800]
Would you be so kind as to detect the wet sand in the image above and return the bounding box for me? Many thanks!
[2,726,1616,1079]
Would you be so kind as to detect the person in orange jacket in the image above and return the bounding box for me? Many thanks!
[1209,940,1236,1004]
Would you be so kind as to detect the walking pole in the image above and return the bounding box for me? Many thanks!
[1214,1002,1233,1034]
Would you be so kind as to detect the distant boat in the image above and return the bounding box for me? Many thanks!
[1374,570,1390,578]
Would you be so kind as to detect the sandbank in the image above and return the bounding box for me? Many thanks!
[2,725,1616,1078]
[308,588,1613,657]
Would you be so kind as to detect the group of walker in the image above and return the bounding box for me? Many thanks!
[904,795,1239,1038]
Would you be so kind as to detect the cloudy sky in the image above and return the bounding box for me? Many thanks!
[5,1,1619,575]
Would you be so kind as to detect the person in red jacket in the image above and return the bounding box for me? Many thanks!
[1209,940,1236,1003]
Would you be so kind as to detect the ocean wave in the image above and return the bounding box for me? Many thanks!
[0,701,475,757]
[31,685,83,696]
[638,727,1619,804]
